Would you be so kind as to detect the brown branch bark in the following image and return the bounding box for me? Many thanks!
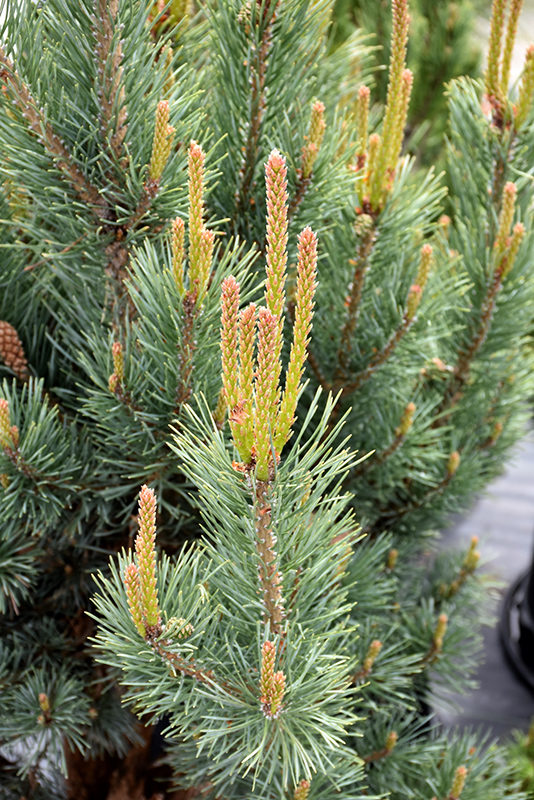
[335,316,412,399]
[368,467,455,536]
[352,429,407,481]
[0,47,106,213]
[234,1,278,222]
[288,171,311,221]
[254,480,285,635]
[435,266,504,421]
[334,227,376,384]
[175,292,197,414]
[94,0,128,162]
[362,745,393,765]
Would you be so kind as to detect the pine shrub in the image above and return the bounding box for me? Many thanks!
[0,0,533,796]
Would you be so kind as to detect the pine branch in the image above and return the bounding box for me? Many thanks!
[0,47,105,213]
[369,453,460,534]
[93,0,128,164]
[234,0,278,222]
[175,293,198,415]
[334,225,377,384]
[254,480,285,635]
[288,101,326,220]
[352,402,415,479]
[363,731,397,763]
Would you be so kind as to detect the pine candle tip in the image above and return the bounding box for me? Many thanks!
[504,181,517,196]
[222,275,239,293]
[451,765,468,799]
[433,613,448,650]
[359,85,370,99]
[189,139,204,159]
[396,401,416,436]
[447,450,460,475]
[267,148,285,170]
[387,548,399,570]
[421,243,433,256]
[293,780,311,800]
[363,639,383,673]
[38,693,50,712]
[298,225,317,247]
[139,483,156,508]
[312,100,325,114]
[385,730,398,751]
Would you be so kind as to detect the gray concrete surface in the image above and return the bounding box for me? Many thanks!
[437,433,534,740]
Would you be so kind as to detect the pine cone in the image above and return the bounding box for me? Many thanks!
[0,321,29,380]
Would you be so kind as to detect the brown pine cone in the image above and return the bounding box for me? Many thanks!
[0,320,29,381]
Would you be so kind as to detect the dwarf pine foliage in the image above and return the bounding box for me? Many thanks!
[0,0,533,797]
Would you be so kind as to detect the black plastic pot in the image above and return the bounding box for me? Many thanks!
[500,559,534,693]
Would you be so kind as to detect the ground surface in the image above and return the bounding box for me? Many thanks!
[437,431,534,740]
